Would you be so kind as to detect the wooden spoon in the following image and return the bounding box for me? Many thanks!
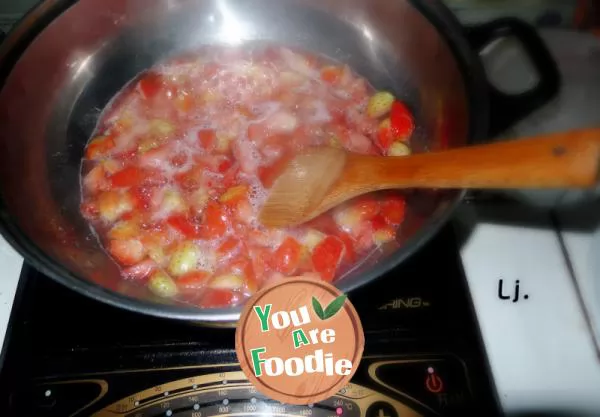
[258,128,600,228]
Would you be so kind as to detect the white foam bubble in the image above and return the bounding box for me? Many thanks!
[308,100,331,124]
[197,250,216,272]
[247,181,267,212]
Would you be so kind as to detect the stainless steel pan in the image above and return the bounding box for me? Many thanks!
[0,0,559,323]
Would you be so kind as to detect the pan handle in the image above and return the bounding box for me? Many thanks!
[466,18,560,137]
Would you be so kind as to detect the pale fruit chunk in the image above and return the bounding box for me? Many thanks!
[280,71,305,88]
[266,111,298,134]
[83,165,109,193]
[373,228,396,245]
[138,137,161,153]
[216,132,234,153]
[388,141,411,156]
[168,241,199,277]
[302,229,326,251]
[367,91,395,118]
[109,239,146,266]
[148,119,175,137]
[108,219,140,240]
[220,185,248,204]
[147,245,168,267]
[101,158,122,174]
[97,190,134,223]
[159,189,188,216]
[333,207,362,235]
[209,274,244,290]
[148,271,178,298]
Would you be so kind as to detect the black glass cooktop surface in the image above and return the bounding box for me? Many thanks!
[0,226,500,417]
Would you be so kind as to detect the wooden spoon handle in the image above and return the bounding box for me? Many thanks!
[351,128,600,190]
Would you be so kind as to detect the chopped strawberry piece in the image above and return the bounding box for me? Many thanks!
[178,271,211,289]
[122,259,157,280]
[199,288,235,308]
[372,225,396,245]
[377,119,394,151]
[167,214,200,238]
[353,197,380,221]
[130,187,152,210]
[271,237,303,275]
[380,195,406,226]
[109,239,146,266]
[199,203,228,239]
[84,165,109,193]
[218,237,241,257]
[219,185,248,207]
[138,73,164,100]
[170,152,188,167]
[249,246,271,283]
[370,214,396,244]
[86,135,115,160]
[320,66,344,84]
[141,169,168,187]
[110,166,144,188]
[198,129,217,150]
[390,100,415,140]
[312,236,344,282]
[174,166,204,191]
[228,254,254,281]
[217,158,233,174]
[370,214,388,231]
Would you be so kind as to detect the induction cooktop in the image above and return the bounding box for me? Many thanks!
[0,225,500,417]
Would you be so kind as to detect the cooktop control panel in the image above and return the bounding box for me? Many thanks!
[17,356,473,417]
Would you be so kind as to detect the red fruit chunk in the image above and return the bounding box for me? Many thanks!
[110,166,144,188]
[199,289,235,308]
[109,239,145,266]
[167,214,200,239]
[271,237,303,275]
[380,196,406,226]
[197,129,217,150]
[218,237,241,257]
[178,271,211,289]
[122,259,157,280]
[312,236,344,282]
[390,100,415,140]
[138,73,164,99]
[199,203,228,239]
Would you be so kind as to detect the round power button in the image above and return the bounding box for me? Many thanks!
[366,401,399,417]
[425,367,444,393]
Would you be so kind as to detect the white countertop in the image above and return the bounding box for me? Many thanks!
[457,203,600,416]
[0,235,22,351]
